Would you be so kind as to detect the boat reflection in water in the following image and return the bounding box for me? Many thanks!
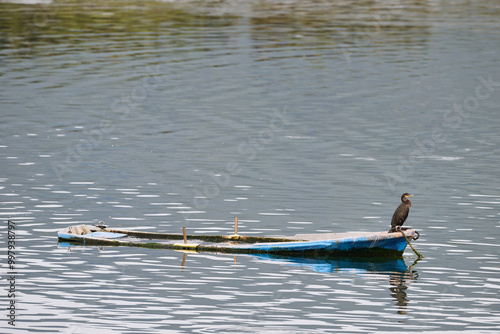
[59,242,418,315]
[249,253,411,273]
[248,253,419,315]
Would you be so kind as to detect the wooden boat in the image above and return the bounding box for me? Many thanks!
[57,224,418,257]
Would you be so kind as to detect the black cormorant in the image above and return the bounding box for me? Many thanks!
[389,193,413,233]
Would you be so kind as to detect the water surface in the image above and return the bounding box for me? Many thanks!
[1,0,500,333]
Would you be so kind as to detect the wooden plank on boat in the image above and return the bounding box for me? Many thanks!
[104,227,301,243]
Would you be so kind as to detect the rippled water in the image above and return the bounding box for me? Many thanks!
[1,0,500,333]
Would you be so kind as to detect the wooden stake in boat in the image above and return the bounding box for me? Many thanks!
[229,217,240,239]
[173,227,200,249]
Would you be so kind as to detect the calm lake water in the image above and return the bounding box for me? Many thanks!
[1,0,500,333]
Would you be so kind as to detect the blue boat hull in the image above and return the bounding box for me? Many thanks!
[234,230,414,256]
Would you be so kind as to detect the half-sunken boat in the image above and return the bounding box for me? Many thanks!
[57,223,418,257]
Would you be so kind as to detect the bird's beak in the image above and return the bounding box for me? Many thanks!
[407,194,414,197]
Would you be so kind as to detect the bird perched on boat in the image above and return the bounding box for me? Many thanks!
[389,193,413,233]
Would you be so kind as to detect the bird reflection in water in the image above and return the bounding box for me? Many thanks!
[389,259,420,315]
